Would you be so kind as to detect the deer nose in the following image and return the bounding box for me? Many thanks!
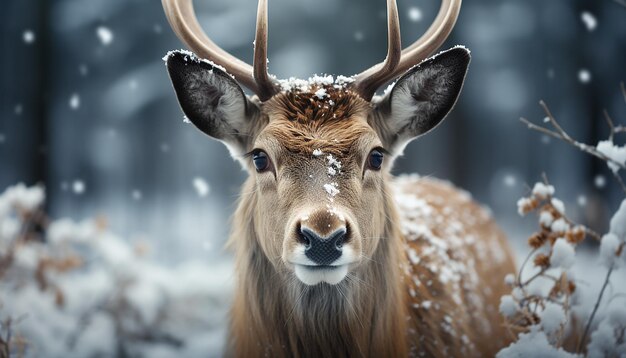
[300,227,346,265]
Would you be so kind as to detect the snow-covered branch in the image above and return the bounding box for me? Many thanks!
[499,84,626,357]
[0,184,232,357]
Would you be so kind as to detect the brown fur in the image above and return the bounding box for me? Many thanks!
[263,87,371,156]
[226,88,516,357]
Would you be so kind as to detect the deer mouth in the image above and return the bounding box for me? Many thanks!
[294,264,349,285]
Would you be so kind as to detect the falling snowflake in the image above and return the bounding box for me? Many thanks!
[354,31,364,42]
[22,30,35,44]
[160,143,170,153]
[79,64,89,76]
[132,190,142,201]
[594,174,606,188]
[14,104,23,115]
[96,26,114,46]
[580,11,597,32]
[408,7,422,22]
[69,93,80,110]
[578,69,591,84]
[577,195,587,207]
[72,180,86,195]
[503,175,516,187]
[192,177,210,197]
[0,133,5,144]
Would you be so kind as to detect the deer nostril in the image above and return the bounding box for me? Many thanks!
[296,223,312,248]
[334,225,348,249]
[300,227,346,265]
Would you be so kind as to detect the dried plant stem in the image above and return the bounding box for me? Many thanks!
[520,99,626,195]
[517,248,538,286]
[520,101,625,171]
[577,266,614,354]
[521,267,547,286]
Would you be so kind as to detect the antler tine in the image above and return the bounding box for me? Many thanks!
[162,0,262,95]
[352,0,402,100]
[253,0,279,101]
[353,0,462,101]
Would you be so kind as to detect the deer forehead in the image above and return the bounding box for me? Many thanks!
[257,86,381,158]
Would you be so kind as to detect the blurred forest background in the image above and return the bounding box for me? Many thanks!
[1,0,625,262]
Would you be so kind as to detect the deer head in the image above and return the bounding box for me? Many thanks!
[163,0,469,286]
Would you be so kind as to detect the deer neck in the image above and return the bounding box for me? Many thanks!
[228,178,408,357]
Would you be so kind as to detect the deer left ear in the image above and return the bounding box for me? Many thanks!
[370,47,470,155]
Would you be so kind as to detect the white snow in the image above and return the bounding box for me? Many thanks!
[22,30,35,44]
[192,177,210,197]
[354,31,364,42]
[323,183,339,197]
[532,182,555,199]
[599,233,621,268]
[580,11,597,32]
[540,302,566,334]
[503,174,517,187]
[0,183,45,212]
[79,64,89,76]
[594,174,606,188]
[596,140,626,174]
[539,211,555,227]
[550,218,570,233]
[312,149,323,157]
[72,180,86,194]
[587,304,626,357]
[277,74,354,93]
[499,295,518,317]
[314,88,327,99]
[407,7,423,22]
[96,26,114,46]
[69,93,80,110]
[516,197,533,216]
[578,69,592,84]
[551,198,565,215]
[132,189,143,200]
[496,327,577,358]
[0,184,233,357]
[550,238,575,269]
[609,199,626,240]
[504,273,515,286]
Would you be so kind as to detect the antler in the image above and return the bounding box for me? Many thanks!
[162,0,278,101]
[352,0,462,101]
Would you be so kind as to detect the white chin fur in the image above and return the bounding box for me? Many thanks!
[294,265,348,286]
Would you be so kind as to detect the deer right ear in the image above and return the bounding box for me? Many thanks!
[370,47,470,156]
[165,50,261,156]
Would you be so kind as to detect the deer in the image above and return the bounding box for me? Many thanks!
[162,0,516,356]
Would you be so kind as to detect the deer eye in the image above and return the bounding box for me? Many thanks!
[367,149,384,170]
[252,150,270,172]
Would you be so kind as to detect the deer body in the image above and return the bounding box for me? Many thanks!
[162,0,516,356]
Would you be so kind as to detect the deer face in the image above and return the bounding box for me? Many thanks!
[165,47,470,285]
